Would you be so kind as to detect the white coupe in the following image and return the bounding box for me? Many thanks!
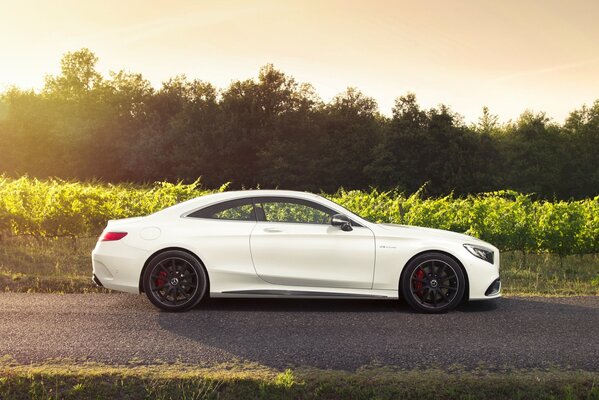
[92,190,501,313]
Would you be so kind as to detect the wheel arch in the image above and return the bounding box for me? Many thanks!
[398,249,470,302]
[139,247,210,294]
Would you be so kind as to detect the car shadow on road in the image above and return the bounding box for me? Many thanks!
[153,296,597,370]
[200,297,405,313]
[197,296,499,313]
[456,299,499,312]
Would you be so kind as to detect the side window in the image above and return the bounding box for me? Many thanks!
[187,198,256,221]
[257,197,335,224]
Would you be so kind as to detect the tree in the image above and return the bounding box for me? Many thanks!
[366,93,426,191]
[499,111,565,197]
[43,48,103,99]
[0,48,598,199]
[475,106,500,135]
[561,101,599,198]
[318,88,381,190]
[219,64,321,188]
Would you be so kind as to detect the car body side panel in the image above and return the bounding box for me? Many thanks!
[250,223,375,289]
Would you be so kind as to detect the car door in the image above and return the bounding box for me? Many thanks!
[249,196,375,289]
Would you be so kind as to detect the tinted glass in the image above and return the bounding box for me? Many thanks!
[255,197,335,224]
[187,198,256,221]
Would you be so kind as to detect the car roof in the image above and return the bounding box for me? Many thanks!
[154,189,326,217]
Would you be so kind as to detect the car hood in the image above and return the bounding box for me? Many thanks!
[377,223,488,245]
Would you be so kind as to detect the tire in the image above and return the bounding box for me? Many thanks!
[142,250,208,312]
[400,252,466,313]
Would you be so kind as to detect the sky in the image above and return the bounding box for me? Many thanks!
[1,0,598,123]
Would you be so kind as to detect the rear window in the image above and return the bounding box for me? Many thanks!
[187,198,256,221]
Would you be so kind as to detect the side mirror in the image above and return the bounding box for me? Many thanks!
[331,214,353,231]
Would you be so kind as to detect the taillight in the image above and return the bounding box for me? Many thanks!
[101,232,128,241]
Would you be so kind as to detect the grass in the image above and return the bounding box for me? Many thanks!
[0,236,598,295]
[0,237,107,293]
[0,356,597,400]
[500,251,599,296]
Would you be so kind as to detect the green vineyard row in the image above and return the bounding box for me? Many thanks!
[1,177,598,256]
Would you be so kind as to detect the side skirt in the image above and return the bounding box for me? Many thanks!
[217,289,393,299]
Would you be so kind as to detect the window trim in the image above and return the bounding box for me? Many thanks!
[182,195,364,227]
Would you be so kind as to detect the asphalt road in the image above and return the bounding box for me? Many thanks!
[1,293,598,370]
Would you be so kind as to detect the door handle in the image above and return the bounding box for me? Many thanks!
[263,228,282,233]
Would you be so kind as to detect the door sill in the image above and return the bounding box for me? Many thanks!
[220,289,392,299]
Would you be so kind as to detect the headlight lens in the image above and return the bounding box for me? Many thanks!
[464,244,494,264]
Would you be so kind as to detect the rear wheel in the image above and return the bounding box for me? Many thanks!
[143,250,207,312]
[400,252,465,313]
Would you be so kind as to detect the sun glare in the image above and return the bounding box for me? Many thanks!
[0,0,598,122]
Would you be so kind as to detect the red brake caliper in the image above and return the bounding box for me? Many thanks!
[155,270,167,287]
[414,269,425,297]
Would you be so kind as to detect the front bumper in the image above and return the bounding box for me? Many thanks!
[485,278,501,296]
[462,245,501,300]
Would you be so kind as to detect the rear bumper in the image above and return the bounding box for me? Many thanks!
[92,274,104,287]
[92,241,149,294]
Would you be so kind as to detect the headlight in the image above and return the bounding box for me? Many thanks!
[463,244,494,264]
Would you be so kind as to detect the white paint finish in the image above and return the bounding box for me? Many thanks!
[91,189,501,302]
[250,222,375,289]
[140,227,161,240]
[92,239,149,293]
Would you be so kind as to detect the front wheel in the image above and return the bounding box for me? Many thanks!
[142,250,207,312]
[400,252,466,313]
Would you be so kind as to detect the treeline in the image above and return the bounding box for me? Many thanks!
[0,49,598,199]
[1,177,598,256]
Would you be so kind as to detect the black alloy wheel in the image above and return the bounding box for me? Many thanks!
[400,252,465,313]
[143,250,207,311]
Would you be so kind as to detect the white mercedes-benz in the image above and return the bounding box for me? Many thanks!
[92,190,501,313]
